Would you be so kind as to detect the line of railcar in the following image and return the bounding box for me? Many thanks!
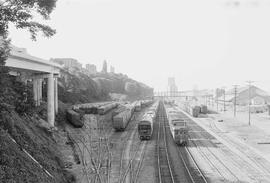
[180,101,208,117]
[165,106,189,146]
[112,104,135,131]
[72,102,120,115]
[97,103,118,115]
[112,99,154,131]
[138,101,159,140]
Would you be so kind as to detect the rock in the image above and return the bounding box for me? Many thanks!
[218,119,223,122]
[66,109,84,128]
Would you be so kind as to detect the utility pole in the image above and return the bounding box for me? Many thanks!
[233,85,239,117]
[216,97,219,111]
[246,81,254,126]
[222,87,226,112]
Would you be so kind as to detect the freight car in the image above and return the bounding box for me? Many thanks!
[112,105,134,131]
[141,100,153,108]
[98,103,118,115]
[200,105,208,114]
[134,101,142,112]
[181,102,201,118]
[73,102,111,114]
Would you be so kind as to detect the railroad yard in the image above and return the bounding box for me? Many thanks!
[58,100,270,183]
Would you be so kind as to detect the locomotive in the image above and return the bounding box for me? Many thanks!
[166,107,189,146]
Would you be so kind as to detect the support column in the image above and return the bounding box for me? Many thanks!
[38,79,42,105]
[54,77,58,114]
[33,78,38,106]
[47,73,55,126]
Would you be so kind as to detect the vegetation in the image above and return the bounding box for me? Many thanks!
[0,1,73,182]
[0,0,57,113]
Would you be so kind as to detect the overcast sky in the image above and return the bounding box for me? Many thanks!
[9,0,270,92]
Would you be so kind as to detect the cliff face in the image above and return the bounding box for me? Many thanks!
[58,71,153,104]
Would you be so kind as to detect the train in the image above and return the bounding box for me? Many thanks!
[98,102,118,115]
[180,101,208,117]
[112,104,135,131]
[73,102,111,114]
[141,100,153,108]
[165,107,189,146]
[112,99,155,131]
[134,101,142,112]
[138,101,159,140]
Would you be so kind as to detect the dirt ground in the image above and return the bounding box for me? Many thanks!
[205,106,270,162]
[183,105,270,182]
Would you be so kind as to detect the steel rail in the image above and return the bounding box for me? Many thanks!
[157,104,175,183]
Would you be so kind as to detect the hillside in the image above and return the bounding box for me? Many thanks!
[58,70,153,104]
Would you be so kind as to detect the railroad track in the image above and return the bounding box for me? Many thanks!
[132,141,148,183]
[208,120,270,179]
[175,109,248,182]
[119,140,148,183]
[163,103,209,183]
[157,104,175,183]
[179,111,240,181]
[178,146,208,183]
[108,108,148,183]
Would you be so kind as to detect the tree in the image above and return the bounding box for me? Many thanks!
[0,0,57,112]
[0,0,57,40]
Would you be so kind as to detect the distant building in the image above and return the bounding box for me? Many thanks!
[86,64,97,74]
[219,85,270,105]
[110,66,115,73]
[102,60,107,73]
[168,77,178,97]
[51,58,82,72]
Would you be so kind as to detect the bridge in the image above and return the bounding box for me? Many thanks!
[5,45,62,126]
[154,91,214,101]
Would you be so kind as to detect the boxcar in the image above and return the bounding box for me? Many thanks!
[98,103,118,115]
[134,101,142,112]
[112,105,134,131]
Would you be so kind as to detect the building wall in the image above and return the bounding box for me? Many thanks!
[51,58,82,71]
[251,96,266,105]
[86,64,97,74]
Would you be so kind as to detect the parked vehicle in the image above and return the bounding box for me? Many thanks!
[112,105,134,131]
[138,114,153,140]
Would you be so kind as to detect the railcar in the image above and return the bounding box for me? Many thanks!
[112,105,134,131]
[169,118,188,145]
[98,103,118,115]
[138,114,153,140]
[134,101,142,112]
[181,102,201,118]
[200,105,208,114]
[138,101,159,140]
[141,100,153,108]
[166,107,189,146]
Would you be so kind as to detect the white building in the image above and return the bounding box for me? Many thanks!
[86,64,97,74]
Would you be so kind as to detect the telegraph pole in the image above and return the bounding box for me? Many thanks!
[246,81,254,126]
[222,87,226,112]
[216,96,219,111]
[233,85,239,117]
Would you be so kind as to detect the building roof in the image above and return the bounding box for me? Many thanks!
[219,85,270,102]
